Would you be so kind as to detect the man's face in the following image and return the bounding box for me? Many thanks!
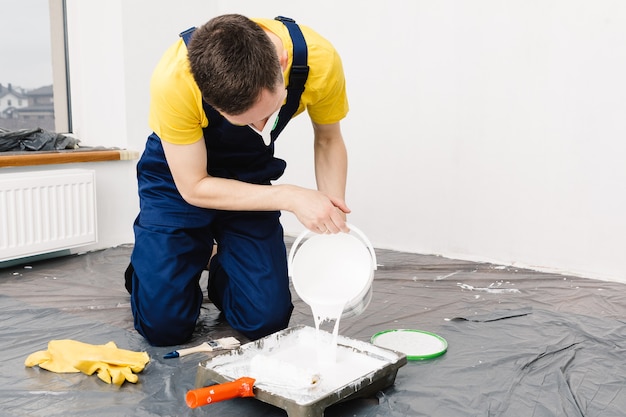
[221,82,287,131]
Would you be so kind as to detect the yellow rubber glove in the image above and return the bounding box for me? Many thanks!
[25,340,150,386]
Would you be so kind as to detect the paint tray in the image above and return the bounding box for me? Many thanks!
[194,325,407,417]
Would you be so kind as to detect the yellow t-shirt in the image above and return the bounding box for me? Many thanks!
[148,18,349,145]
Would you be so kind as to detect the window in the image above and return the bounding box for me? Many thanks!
[0,0,70,133]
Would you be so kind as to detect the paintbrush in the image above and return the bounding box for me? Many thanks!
[164,337,240,359]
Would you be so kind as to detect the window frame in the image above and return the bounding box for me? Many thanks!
[49,0,72,133]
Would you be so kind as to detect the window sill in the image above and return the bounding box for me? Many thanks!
[0,148,140,167]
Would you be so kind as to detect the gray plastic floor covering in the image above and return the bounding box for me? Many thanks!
[1,241,625,417]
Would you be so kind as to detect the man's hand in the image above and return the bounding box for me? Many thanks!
[290,187,350,234]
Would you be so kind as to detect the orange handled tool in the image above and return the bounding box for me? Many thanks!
[185,377,256,408]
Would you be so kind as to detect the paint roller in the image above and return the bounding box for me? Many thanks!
[186,353,321,408]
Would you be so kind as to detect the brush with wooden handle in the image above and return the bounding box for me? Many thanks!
[163,337,240,359]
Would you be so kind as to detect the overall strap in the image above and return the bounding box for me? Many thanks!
[179,27,196,45]
[274,16,309,123]
[178,26,196,45]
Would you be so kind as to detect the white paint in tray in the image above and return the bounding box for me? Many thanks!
[205,327,392,405]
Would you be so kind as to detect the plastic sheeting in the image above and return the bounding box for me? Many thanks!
[1,243,625,417]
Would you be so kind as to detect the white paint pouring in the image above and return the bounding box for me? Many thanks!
[288,224,377,365]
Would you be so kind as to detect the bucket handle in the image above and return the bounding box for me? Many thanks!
[288,223,377,276]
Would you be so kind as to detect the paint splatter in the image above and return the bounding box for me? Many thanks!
[457,282,521,294]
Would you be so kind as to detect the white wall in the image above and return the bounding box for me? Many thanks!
[62,0,626,283]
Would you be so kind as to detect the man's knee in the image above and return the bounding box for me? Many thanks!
[133,308,197,347]
[128,252,205,346]
[230,300,293,340]
[130,283,202,346]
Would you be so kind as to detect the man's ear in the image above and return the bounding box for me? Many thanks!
[279,49,289,71]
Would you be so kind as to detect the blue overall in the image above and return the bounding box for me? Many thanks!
[128,17,309,346]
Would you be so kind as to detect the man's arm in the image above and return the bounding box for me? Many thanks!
[161,137,349,233]
[312,121,350,231]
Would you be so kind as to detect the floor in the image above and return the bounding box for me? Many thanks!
[2,241,625,417]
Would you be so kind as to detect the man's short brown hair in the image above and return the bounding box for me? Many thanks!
[187,14,282,115]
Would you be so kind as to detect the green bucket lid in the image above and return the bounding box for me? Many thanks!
[371,329,448,361]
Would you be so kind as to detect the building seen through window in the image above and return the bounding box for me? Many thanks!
[0,84,54,131]
[0,0,56,132]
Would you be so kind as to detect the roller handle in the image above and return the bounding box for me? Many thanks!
[185,377,256,408]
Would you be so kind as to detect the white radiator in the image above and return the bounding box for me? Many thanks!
[0,169,97,262]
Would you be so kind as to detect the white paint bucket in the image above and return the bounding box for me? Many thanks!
[288,224,377,319]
